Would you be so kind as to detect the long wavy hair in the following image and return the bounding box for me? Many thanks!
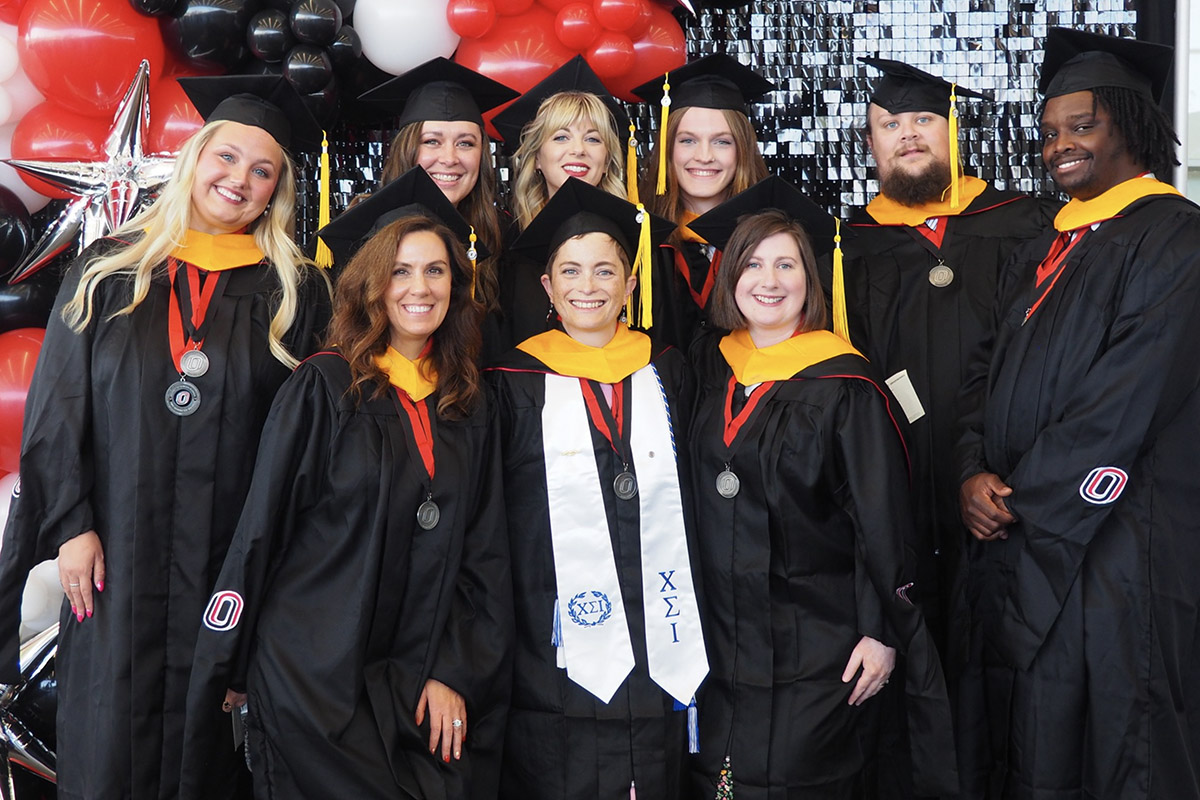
[327,215,483,420]
[510,91,625,231]
[642,107,767,240]
[62,119,317,368]
[709,209,826,333]
[381,120,503,312]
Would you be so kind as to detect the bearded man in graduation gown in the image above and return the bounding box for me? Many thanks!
[957,28,1200,799]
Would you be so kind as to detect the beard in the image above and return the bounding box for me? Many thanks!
[879,156,953,207]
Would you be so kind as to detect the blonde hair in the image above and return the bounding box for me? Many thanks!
[642,107,767,234]
[511,91,625,231]
[62,119,319,368]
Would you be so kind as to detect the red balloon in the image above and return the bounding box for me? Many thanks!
[624,0,651,38]
[0,0,25,26]
[493,0,534,16]
[555,2,598,51]
[605,3,685,101]
[586,31,633,78]
[455,7,573,95]
[146,78,203,155]
[18,0,167,118]
[593,0,639,32]
[537,0,575,12]
[447,0,497,39]
[0,327,44,474]
[10,101,110,199]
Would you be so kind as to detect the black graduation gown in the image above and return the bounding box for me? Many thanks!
[486,344,693,800]
[181,352,512,800]
[956,193,1200,799]
[688,332,956,799]
[832,186,1058,665]
[0,236,330,800]
[490,220,550,361]
[628,242,706,355]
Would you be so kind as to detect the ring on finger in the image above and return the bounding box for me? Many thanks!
[451,718,463,729]
[69,582,80,587]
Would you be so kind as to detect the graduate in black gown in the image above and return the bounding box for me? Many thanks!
[632,55,772,350]
[181,167,511,800]
[957,29,1200,799]
[685,177,956,799]
[487,179,707,799]
[0,76,332,800]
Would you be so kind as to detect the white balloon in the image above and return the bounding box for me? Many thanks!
[21,560,62,642]
[0,37,17,85]
[4,67,44,124]
[0,123,51,214]
[355,0,461,76]
[0,86,13,128]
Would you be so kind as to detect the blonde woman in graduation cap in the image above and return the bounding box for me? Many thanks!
[684,177,955,799]
[0,75,331,800]
[487,178,707,799]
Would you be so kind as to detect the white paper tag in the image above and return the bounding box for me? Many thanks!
[886,369,926,424]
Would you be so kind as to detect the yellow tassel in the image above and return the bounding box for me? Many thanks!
[627,203,653,328]
[948,82,961,210]
[655,74,670,196]
[315,129,333,269]
[626,122,639,204]
[832,218,851,345]
[467,225,479,301]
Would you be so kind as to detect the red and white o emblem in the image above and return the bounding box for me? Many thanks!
[1079,467,1128,505]
[203,590,244,631]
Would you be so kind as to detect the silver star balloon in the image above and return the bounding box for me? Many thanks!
[0,623,58,798]
[5,60,177,284]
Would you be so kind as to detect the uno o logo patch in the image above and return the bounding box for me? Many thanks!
[10,477,19,499]
[1079,467,1128,505]
[203,590,244,632]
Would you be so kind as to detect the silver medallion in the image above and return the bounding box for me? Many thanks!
[180,349,210,378]
[165,380,201,417]
[716,469,740,499]
[928,263,954,288]
[613,471,638,500]
[417,499,441,530]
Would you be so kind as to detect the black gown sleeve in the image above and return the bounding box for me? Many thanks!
[179,359,338,799]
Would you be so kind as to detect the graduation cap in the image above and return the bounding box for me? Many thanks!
[860,57,990,116]
[357,56,518,132]
[490,55,630,151]
[1039,27,1173,102]
[316,166,487,270]
[860,57,989,210]
[510,177,675,328]
[178,75,324,153]
[687,176,855,343]
[631,54,774,196]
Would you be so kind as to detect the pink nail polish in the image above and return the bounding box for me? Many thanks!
[76,612,84,623]
[86,608,93,618]
[96,580,104,592]
[71,606,77,616]
[443,754,450,763]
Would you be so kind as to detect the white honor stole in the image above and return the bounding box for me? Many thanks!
[542,366,708,706]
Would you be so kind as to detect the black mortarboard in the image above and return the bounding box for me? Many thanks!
[1039,27,1173,101]
[315,167,487,265]
[686,176,844,257]
[491,55,631,149]
[631,53,774,111]
[178,75,324,152]
[861,57,990,116]
[357,57,518,131]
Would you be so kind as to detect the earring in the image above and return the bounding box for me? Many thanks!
[546,302,556,323]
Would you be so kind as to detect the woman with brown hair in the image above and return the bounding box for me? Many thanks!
[632,55,772,350]
[684,177,955,798]
[182,168,511,800]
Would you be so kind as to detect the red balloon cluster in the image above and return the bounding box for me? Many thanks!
[448,0,684,103]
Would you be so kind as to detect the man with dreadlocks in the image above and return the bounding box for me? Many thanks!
[957,28,1200,799]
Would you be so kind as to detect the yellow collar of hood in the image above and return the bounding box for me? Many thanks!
[1054,175,1182,232]
[866,175,988,226]
[167,229,265,272]
[374,346,437,401]
[719,328,862,384]
[517,326,652,383]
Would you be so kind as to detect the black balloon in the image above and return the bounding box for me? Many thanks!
[247,9,295,63]
[303,75,340,128]
[328,24,361,73]
[283,44,333,94]
[289,0,342,46]
[246,59,284,77]
[161,0,259,72]
[0,187,33,283]
[0,268,59,332]
[260,0,290,9]
[332,0,354,20]
[128,0,181,14]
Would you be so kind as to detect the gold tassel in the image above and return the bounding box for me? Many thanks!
[948,82,961,210]
[467,225,479,300]
[315,129,333,268]
[655,74,670,196]
[626,122,639,203]
[832,218,851,345]
[627,203,653,328]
